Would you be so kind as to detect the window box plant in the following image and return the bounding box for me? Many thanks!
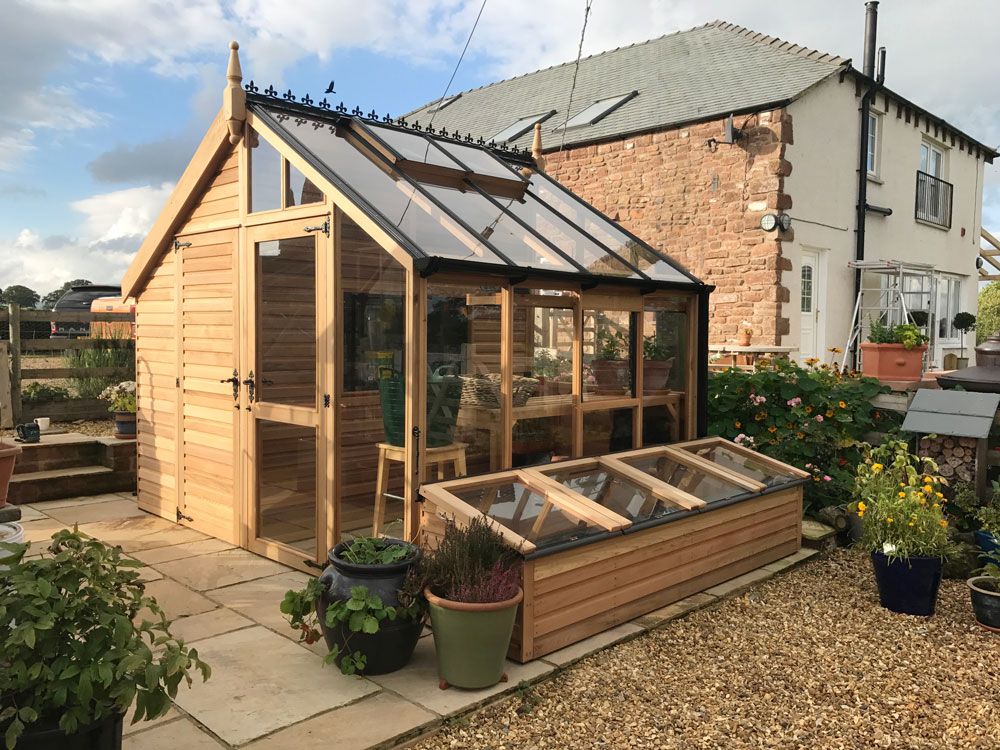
[422,516,522,690]
[642,335,674,393]
[591,325,629,394]
[0,529,210,750]
[281,537,424,675]
[952,312,976,368]
[98,381,137,440]
[967,552,1000,631]
[859,320,928,382]
[854,439,953,616]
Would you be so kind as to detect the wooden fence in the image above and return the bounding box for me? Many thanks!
[0,303,135,427]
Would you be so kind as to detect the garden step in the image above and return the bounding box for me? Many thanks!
[12,435,103,473]
[8,465,130,504]
[801,519,836,550]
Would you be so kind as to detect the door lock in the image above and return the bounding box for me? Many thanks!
[221,369,240,403]
[243,370,256,410]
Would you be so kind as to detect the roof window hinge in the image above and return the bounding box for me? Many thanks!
[303,218,330,236]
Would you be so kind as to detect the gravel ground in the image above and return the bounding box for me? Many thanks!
[413,550,999,750]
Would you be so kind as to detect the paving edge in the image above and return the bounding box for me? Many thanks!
[382,547,822,750]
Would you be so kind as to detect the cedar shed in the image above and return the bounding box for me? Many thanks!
[123,45,802,603]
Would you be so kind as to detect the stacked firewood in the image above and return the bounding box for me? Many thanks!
[918,435,977,482]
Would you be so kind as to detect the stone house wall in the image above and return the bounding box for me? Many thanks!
[543,108,794,345]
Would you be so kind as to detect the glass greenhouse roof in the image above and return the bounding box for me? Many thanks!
[250,99,699,289]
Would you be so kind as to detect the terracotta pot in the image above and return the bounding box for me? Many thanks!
[591,359,629,393]
[737,330,752,347]
[642,359,673,393]
[0,441,22,508]
[859,343,927,382]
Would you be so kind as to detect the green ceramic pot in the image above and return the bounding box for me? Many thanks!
[425,587,523,690]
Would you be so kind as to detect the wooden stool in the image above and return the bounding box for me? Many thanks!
[373,441,467,534]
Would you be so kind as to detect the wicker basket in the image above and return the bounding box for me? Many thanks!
[459,374,538,409]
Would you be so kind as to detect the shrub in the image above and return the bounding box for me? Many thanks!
[64,336,134,399]
[98,381,136,413]
[21,382,70,402]
[707,358,889,512]
[977,282,1000,344]
[867,319,927,349]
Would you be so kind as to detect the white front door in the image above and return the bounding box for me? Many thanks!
[799,249,821,361]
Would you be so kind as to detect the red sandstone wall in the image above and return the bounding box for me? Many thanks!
[543,109,793,345]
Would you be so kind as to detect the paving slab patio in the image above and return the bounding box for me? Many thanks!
[17,494,822,749]
[171,626,379,746]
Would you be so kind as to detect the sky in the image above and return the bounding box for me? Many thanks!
[0,0,997,299]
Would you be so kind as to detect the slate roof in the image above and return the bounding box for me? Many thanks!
[406,21,848,150]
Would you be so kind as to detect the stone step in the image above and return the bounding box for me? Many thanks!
[9,465,132,504]
[12,439,102,474]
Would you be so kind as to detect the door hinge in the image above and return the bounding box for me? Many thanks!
[173,239,192,252]
[323,394,331,407]
[176,507,194,523]
[303,219,330,236]
[175,377,180,387]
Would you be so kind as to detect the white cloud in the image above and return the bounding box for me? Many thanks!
[71,183,174,240]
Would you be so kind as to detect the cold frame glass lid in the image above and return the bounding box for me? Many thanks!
[541,464,685,523]
[451,479,606,549]
[679,440,802,488]
[617,452,747,505]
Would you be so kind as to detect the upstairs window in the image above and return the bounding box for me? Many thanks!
[491,111,555,144]
[866,112,880,177]
[559,91,638,130]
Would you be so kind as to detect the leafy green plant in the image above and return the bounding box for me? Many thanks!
[950,479,1000,535]
[21,382,70,402]
[594,325,627,360]
[0,530,210,749]
[337,537,414,566]
[853,440,953,560]
[973,552,1000,586]
[532,350,570,379]
[977,282,1000,344]
[866,318,927,350]
[64,336,135,399]
[643,335,670,361]
[953,312,976,358]
[707,358,890,511]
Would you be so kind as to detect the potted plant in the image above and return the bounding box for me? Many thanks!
[953,312,977,368]
[591,324,629,393]
[0,529,210,749]
[0,420,21,509]
[967,552,1000,631]
[422,516,522,690]
[531,350,571,396]
[907,310,929,328]
[642,335,674,393]
[737,320,753,347]
[859,319,928,382]
[281,537,424,675]
[974,492,1000,554]
[98,381,137,440]
[854,439,952,616]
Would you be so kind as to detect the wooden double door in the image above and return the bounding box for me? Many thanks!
[173,218,332,570]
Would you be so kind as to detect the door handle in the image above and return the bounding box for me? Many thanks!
[243,370,256,409]
[220,369,240,402]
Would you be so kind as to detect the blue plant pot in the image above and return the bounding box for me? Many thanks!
[973,530,1000,554]
[870,551,943,617]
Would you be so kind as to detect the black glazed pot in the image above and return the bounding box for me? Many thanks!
[968,576,1000,632]
[316,538,423,675]
[16,713,123,750]
[870,552,943,617]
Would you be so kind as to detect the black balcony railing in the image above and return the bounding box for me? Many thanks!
[915,170,953,229]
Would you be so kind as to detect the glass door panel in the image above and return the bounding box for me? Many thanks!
[248,224,323,564]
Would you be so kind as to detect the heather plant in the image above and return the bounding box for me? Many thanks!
[708,357,890,511]
[422,515,521,603]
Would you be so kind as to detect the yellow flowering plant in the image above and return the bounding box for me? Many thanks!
[854,439,953,560]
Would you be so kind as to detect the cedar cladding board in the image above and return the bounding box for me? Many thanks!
[544,109,793,344]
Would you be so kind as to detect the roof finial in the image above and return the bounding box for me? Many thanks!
[224,41,246,145]
[520,122,546,178]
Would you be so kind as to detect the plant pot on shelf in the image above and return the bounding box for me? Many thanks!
[316,539,423,675]
[15,713,124,750]
[112,411,136,440]
[642,358,674,394]
[967,576,1000,632]
[424,586,523,690]
[870,551,943,616]
[737,330,752,347]
[591,359,629,394]
[859,343,928,383]
[0,441,22,508]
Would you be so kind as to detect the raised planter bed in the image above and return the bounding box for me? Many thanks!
[420,437,807,662]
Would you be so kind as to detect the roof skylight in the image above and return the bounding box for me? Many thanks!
[491,111,555,143]
[559,92,638,130]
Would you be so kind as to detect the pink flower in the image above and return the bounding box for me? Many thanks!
[815,415,824,422]
[823,475,832,482]
[786,397,802,408]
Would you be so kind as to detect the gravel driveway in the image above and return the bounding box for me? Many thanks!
[413,550,999,749]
